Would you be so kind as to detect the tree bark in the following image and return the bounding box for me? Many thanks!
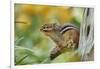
[78,8,94,61]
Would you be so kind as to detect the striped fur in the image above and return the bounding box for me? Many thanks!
[60,24,79,34]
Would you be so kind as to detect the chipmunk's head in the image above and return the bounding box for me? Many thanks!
[40,23,61,36]
[40,24,54,32]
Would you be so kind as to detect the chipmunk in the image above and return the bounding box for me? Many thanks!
[40,23,80,60]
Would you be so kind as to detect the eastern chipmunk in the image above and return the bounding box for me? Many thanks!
[40,23,80,60]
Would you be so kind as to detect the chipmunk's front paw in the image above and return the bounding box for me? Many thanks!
[65,39,77,50]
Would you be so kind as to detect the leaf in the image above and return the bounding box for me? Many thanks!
[51,51,81,63]
[15,46,41,65]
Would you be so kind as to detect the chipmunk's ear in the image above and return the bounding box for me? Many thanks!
[53,23,62,31]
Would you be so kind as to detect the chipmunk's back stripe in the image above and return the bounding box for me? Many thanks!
[60,26,79,34]
[61,24,74,31]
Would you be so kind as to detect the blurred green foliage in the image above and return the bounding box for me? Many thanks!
[14,4,83,65]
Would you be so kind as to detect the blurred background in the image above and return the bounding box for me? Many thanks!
[14,3,84,65]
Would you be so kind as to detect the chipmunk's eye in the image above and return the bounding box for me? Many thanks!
[43,26,46,28]
[46,26,48,28]
[43,26,47,29]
